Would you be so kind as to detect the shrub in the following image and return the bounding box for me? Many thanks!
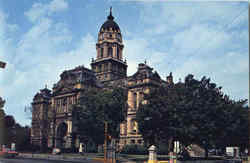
[120,144,147,155]
[157,143,168,155]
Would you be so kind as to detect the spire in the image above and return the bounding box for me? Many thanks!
[107,6,114,20]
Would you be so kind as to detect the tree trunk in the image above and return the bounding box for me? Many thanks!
[205,147,208,158]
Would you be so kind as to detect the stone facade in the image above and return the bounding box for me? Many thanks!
[30,9,174,150]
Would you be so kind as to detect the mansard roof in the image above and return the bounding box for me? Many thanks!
[52,65,98,95]
[33,87,51,101]
[128,63,161,81]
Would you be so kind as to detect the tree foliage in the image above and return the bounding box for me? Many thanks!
[136,74,248,155]
[73,87,127,145]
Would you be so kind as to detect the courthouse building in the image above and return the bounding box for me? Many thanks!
[30,9,174,150]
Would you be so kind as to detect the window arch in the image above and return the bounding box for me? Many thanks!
[133,92,137,108]
[108,47,113,57]
[116,47,120,59]
[100,48,104,58]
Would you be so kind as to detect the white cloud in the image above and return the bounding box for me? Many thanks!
[141,2,246,35]
[25,0,68,23]
[123,38,170,77]
[171,24,231,56]
[172,51,249,101]
[49,0,68,13]
[0,1,248,126]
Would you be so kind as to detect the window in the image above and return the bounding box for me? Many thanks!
[109,33,112,38]
[99,65,102,72]
[131,140,135,144]
[132,120,137,133]
[108,47,112,57]
[117,33,121,41]
[100,48,104,58]
[69,97,72,104]
[57,100,60,106]
[133,92,137,108]
[63,98,67,106]
[139,92,144,105]
[138,140,142,144]
[116,47,119,59]
[104,63,108,71]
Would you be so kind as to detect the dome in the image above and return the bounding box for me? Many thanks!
[99,7,120,32]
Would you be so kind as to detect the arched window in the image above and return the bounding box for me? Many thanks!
[116,47,119,59]
[108,47,113,57]
[100,48,104,58]
[133,92,137,108]
[109,33,112,38]
[117,33,121,41]
[98,65,102,72]
[104,63,108,71]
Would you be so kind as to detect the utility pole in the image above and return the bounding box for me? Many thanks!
[104,121,108,163]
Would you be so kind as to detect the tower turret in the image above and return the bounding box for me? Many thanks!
[91,7,127,82]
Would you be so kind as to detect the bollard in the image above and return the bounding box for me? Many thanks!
[148,145,157,163]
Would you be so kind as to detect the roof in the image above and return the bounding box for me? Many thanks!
[99,7,120,32]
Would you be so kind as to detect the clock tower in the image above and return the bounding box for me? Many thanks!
[91,7,127,82]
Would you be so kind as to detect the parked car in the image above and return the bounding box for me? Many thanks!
[0,148,18,158]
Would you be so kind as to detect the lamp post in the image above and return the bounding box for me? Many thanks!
[104,121,108,163]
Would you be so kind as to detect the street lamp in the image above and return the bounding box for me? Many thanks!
[104,121,107,163]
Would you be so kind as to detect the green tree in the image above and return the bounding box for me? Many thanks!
[136,74,248,157]
[14,124,32,151]
[73,87,127,146]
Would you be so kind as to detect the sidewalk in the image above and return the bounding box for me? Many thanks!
[18,152,136,163]
[18,153,103,163]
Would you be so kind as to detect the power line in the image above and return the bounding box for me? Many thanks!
[166,6,248,71]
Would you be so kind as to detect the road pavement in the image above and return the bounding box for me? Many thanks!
[0,158,89,163]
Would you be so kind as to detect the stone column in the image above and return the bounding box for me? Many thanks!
[127,91,132,109]
[97,48,100,59]
[127,117,132,135]
[104,45,108,58]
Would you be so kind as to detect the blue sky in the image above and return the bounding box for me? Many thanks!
[0,0,248,126]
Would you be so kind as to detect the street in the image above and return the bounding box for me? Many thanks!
[0,158,91,163]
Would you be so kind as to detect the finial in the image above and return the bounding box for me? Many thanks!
[170,72,172,77]
[107,7,114,20]
[45,84,47,89]
[144,59,147,65]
